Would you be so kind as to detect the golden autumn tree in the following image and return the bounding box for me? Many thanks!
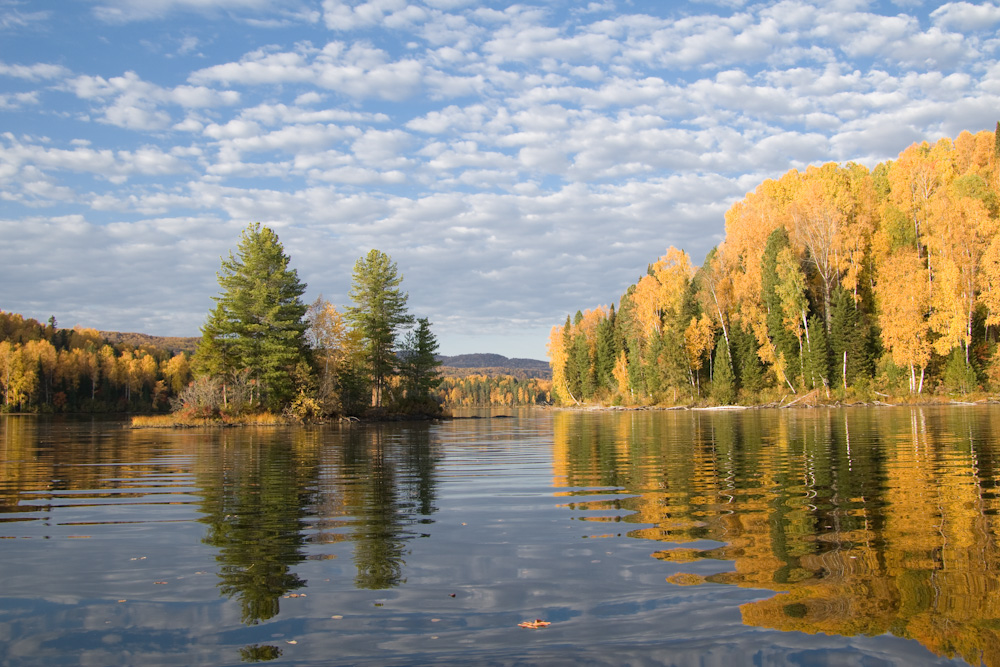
[789,167,843,328]
[547,320,572,405]
[683,314,714,394]
[927,193,993,364]
[723,176,794,360]
[876,248,931,393]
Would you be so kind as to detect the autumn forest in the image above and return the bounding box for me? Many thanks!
[549,126,1000,406]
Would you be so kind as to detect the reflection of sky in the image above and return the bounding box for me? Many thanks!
[0,416,972,665]
[3,1,1000,358]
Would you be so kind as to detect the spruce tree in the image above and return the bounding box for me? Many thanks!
[345,249,414,409]
[572,331,594,399]
[711,334,736,404]
[195,222,309,411]
[561,315,581,402]
[803,314,830,390]
[732,324,765,397]
[398,318,443,409]
[594,305,616,393]
[761,228,800,386]
[829,288,873,389]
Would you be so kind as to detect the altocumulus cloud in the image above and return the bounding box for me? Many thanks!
[0,0,998,358]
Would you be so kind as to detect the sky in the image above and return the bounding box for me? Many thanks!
[1,0,999,360]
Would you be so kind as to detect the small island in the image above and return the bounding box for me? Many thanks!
[138,224,447,426]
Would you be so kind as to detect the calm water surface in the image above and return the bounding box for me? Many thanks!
[1,407,997,666]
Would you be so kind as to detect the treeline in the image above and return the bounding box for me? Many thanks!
[433,375,551,407]
[0,311,192,413]
[550,126,1000,405]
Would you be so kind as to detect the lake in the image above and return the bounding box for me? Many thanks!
[1,406,997,666]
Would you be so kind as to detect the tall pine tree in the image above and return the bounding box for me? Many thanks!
[345,249,414,409]
[195,223,309,411]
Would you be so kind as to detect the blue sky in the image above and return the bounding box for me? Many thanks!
[2,0,999,359]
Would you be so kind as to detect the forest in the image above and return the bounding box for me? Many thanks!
[431,375,551,407]
[548,126,1000,406]
[0,311,193,413]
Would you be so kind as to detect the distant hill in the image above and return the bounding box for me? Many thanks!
[99,331,200,354]
[437,353,548,370]
[437,353,551,380]
[93,333,552,378]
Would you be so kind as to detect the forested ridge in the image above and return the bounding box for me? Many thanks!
[549,126,1000,406]
[0,311,192,413]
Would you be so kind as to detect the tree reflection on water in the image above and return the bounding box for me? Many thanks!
[195,424,439,627]
[553,407,1000,667]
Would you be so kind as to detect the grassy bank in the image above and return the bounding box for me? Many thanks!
[129,412,289,428]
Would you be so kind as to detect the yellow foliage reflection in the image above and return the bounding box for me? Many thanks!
[553,407,1000,667]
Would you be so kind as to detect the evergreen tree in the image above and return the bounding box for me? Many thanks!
[761,228,800,386]
[194,223,309,411]
[803,314,830,390]
[594,305,616,393]
[711,334,736,404]
[398,317,443,409]
[563,314,582,402]
[829,288,873,389]
[345,249,414,409]
[732,324,765,397]
[571,329,594,400]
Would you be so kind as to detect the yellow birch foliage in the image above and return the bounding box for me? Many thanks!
[876,248,930,389]
[696,244,734,337]
[162,353,191,394]
[927,194,991,356]
[684,315,714,374]
[724,175,795,360]
[613,350,631,398]
[789,168,842,320]
[578,306,608,356]
[632,247,693,343]
[547,323,570,405]
[981,235,1000,328]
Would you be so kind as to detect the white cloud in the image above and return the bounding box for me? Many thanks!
[931,2,1000,32]
[0,62,70,80]
[0,91,38,109]
[89,0,294,23]
[0,6,50,30]
[69,71,241,130]
[322,0,411,30]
